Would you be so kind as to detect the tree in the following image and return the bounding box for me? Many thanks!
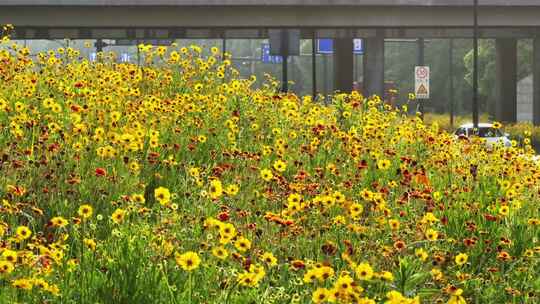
[463,39,533,115]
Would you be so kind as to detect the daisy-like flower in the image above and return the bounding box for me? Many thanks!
[175,251,201,271]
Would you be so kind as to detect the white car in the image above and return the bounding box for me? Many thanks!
[454,123,511,148]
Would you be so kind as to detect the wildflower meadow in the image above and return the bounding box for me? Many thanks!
[0,26,539,303]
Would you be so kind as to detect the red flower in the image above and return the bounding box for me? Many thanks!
[463,238,476,247]
[357,159,368,170]
[95,167,107,177]
[291,260,305,270]
[218,211,229,221]
[393,240,406,251]
[484,214,498,222]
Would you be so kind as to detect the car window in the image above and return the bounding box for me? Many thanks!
[455,128,466,136]
[471,128,503,137]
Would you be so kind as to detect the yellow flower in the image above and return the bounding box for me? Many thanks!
[128,161,140,173]
[415,248,429,262]
[349,203,364,218]
[211,246,229,260]
[273,159,287,173]
[249,264,266,281]
[499,205,509,216]
[225,184,239,196]
[218,222,237,240]
[84,238,97,251]
[425,228,439,241]
[12,278,33,290]
[358,298,376,304]
[132,194,145,204]
[50,216,69,228]
[154,187,171,205]
[431,268,443,280]
[237,271,259,287]
[386,290,420,304]
[379,271,394,282]
[335,274,354,292]
[333,191,346,203]
[111,208,126,224]
[303,269,318,283]
[261,252,278,267]
[45,283,60,296]
[377,159,391,170]
[234,237,252,252]
[2,249,17,263]
[260,168,273,181]
[78,204,93,219]
[448,288,467,304]
[312,288,331,303]
[188,167,200,177]
[33,278,49,290]
[356,262,374,281]
[421,212,439,225]
[0,260,14,274]
[388,219,400,230]
[209,179,223,200]
[175,251,201,271]
[315,266,335,281]
[15,226,32,240]
[455,253,468,266]
[287,193,302,205]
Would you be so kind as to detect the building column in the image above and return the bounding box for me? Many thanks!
[495,39,517,123]
[363,32,385,98]
[333,38,354,93]
[534,38,540,126]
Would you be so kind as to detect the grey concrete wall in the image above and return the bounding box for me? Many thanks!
[3,6,540,28]
[1,0,540,6]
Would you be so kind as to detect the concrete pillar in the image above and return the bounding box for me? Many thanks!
[495,39,517,123]
[534,38,540,126]
[363,32,385,98]
[333,38,354,93]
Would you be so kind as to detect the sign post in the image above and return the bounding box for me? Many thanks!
[415,66,430,118]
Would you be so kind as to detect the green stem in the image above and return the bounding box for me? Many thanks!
[189,272,193,304]
[160,261,178,304]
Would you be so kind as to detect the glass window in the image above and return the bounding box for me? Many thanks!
[471,128,502,137]
[455,128,467,136]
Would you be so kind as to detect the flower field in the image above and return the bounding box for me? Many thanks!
[0,30,539,303]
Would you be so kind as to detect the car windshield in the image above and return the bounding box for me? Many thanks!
[470,127,503,137]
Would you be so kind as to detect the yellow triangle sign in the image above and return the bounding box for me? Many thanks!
[417,83,428,95]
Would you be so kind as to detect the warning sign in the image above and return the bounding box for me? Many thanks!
[415,66,430,99]
[416,84,428,95]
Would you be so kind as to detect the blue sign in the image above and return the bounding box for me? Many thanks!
[261,43,283,64]
[317,39,333,54]
[317,39,364,55]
